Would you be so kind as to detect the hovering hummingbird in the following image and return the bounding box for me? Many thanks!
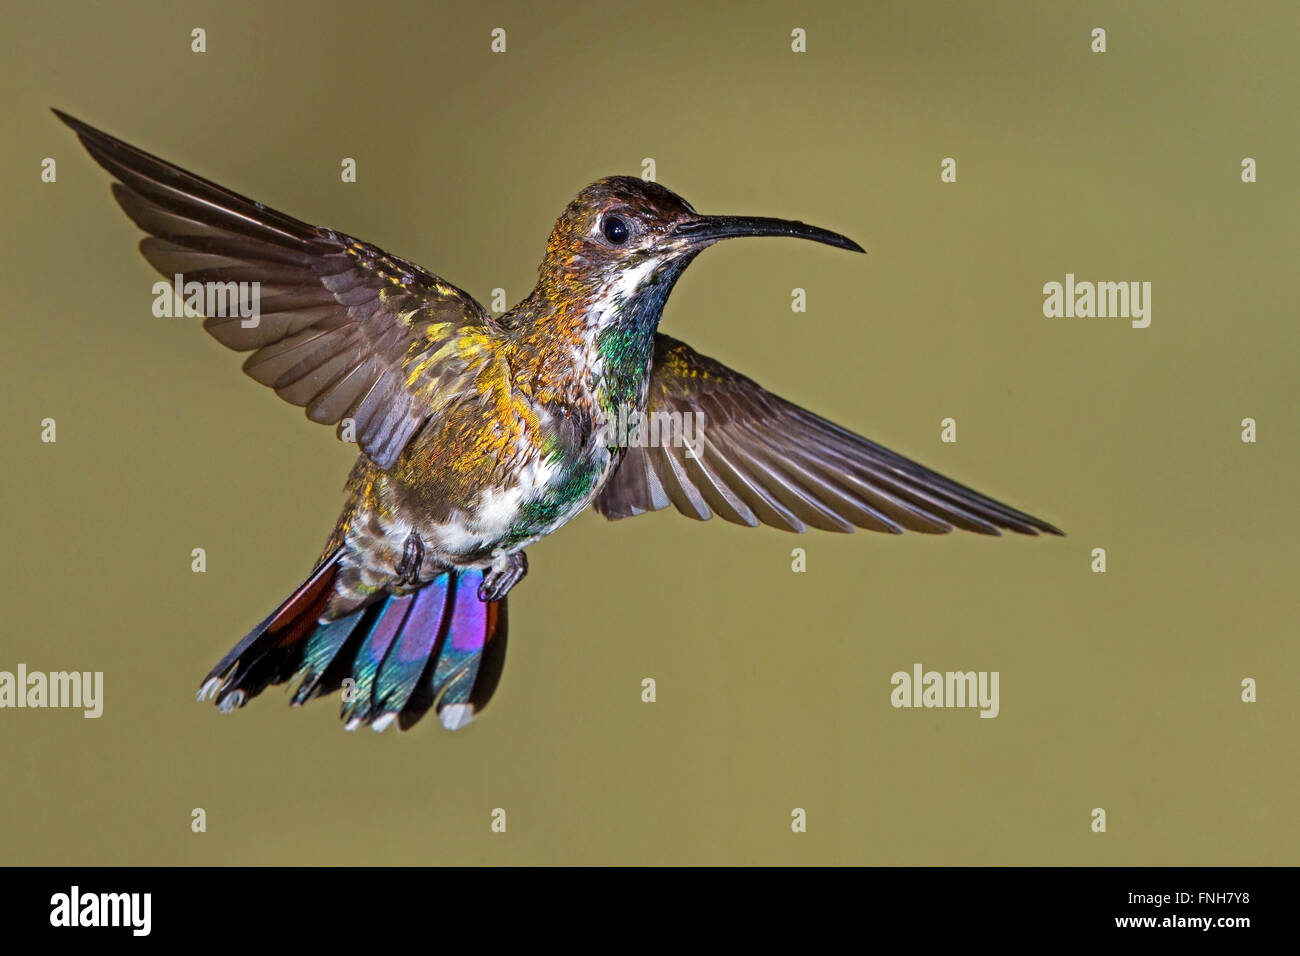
[56,110,1061,734]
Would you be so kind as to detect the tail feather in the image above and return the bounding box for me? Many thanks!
[427,580,494,730]
[199,554,509,732]
[373,577,452,717]
[290,606,367,705]
[198,552,339,707]
[341,593,415,729]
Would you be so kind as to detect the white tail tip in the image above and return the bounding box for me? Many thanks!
[439,704,476,731]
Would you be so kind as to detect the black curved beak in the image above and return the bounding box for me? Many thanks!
[673,215,865,253]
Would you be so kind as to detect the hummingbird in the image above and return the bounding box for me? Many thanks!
[56,110,1061,734]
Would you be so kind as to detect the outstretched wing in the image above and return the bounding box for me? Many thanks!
[56,109,492,470]
[594,335,1062,536]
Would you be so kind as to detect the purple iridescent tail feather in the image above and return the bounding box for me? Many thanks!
[197,551,507,732]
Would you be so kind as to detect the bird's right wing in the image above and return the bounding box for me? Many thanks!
[594,335,1062,536]
[57,109,493,470]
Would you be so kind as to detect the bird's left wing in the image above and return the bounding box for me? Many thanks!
[56,109,492,470]
[594,334,1062,536]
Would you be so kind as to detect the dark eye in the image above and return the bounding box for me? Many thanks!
[602,215,629,244]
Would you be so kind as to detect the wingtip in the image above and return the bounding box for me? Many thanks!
[51,109,107,149]
[52,109,117,148]
[51,107,84,131]
[1033,513,1066,536]
[1026,520,1066,537]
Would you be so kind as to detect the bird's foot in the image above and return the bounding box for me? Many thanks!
[394,530,424,587]
[478,550,527,602]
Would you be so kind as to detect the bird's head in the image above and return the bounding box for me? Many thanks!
[533,176,863,327]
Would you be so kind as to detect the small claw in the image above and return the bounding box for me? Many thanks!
[395,530,425,586]
[477,550,528,602]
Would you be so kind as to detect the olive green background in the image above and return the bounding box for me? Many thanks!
[1,0,1295,865]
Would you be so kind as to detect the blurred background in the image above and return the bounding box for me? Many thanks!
[1,0,1296,864]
